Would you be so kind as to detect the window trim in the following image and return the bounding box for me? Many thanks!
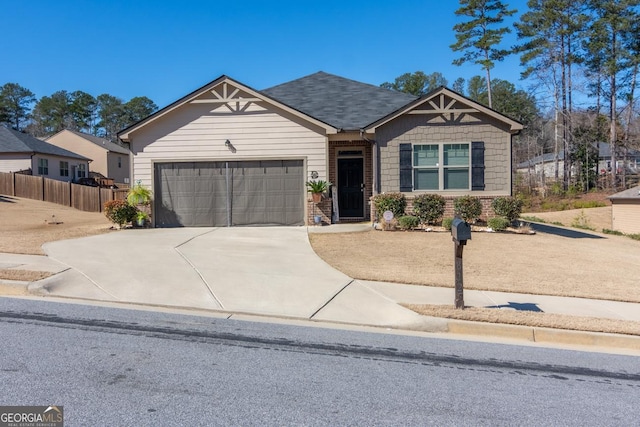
[77,163,87,179]
[60,161,69,177]
[412,142,471,191]
[38,158,49,175]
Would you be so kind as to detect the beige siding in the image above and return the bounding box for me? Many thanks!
[0,154,31,173]
[46,130,130,181]
[129,101,328,189]
[612,201,640,234]
[377,114,512,196]
[106,151,130,183]
[31,154,89,183]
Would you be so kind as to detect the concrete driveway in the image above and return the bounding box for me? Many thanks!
[40,227,433,328]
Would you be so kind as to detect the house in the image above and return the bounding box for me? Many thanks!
[609,186,640,234]
[117,72,522,227]
[0,126,91,182]
[516,143,640,180]
[46,129,130,184]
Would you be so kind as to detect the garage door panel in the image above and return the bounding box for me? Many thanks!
[154,160,304,227]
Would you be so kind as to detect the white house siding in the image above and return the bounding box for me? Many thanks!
[128,101,329,190]
[612,201,640,234]
[377,114,512,195]
[0,154,31,173]
[31,154,89,183]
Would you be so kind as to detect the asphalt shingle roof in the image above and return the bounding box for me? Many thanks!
[261,71,417,130]
[0,126,89,160]
[609,185,640,200]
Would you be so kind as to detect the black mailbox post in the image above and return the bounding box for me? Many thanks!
[451,218,471,309]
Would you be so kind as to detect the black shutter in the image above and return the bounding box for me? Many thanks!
[399,143,413,192]
[471,141,485,191]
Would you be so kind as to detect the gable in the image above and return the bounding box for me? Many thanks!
[365,87,523,133]
[118,76,337,141]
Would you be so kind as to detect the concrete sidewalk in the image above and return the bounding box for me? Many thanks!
[0,224,639,352]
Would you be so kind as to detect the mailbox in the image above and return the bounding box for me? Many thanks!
[451,218,471,242]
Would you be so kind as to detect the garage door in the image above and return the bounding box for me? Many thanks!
[154,160,304,227]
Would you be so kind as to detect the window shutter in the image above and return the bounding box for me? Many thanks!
[471,141,485,191]
[399,143,413,192]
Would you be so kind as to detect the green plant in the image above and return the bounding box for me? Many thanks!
[453,196,482,222]
[487,216,510,231]
[491,196,523,222]
[305,180,331,193]
[442,217,454,231]
[127,181,153,205]
[397,215,419,230]
[602,228,624,236]
[104,200,137,228]
[629,234,640,241]
[573,200,606,209]
[521,215,546,223]
[372,192,406,219]
[136,210,149,221]
[412,194,446,224]
[571,210,595,231]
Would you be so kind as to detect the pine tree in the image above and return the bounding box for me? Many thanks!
[450,0,517,108]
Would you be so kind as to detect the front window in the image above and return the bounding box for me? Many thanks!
[60,161,69,177]
[38,158,48,175]
[413,143,470,190]
[77,164,87,178]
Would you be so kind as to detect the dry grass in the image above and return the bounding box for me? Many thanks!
[0,270,53,282]
[309,210,640,303]
[0,195,112,255]
[407,304,640,336]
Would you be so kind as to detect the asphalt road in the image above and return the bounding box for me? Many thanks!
[1,298,639,426]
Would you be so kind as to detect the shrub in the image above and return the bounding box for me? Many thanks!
[397,215,419,230]
[127,182,153,206]
[453,196,482,222]
[412,194,446,225]
[491,196,523,222]
[442,217,454,231]
[104,200,137,228]
[487,216,510,231]
[571,210,595,231]
[372,192,406,219]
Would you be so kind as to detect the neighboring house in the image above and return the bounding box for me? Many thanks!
[118,72,522,227]
[46,129,130,184]
[609,186,640,234]
[517,143,640,180]
[0,126,90,182]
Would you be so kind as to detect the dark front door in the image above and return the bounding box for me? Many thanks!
[337,158,364,218]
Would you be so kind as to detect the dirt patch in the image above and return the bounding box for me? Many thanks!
[0,196,113,255]
[522,206,612,231]
[407,304,640,336]
[0,270,53,282]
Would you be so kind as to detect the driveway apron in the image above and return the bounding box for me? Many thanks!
[42,227,353,317]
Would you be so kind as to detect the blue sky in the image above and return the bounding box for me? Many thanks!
[2,0,531,108]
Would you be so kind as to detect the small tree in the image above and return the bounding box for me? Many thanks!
[412,194,446,225]
[454,196,482,222]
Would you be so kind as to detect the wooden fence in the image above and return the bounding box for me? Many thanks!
[0,172,128,212]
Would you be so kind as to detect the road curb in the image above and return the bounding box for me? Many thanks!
[446,318,640,351]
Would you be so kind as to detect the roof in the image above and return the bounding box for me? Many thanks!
[0,126,90,160]
[118,75,338,141]
[48,129,129,155]
[261,71,418,130]
[608,185,640,200]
